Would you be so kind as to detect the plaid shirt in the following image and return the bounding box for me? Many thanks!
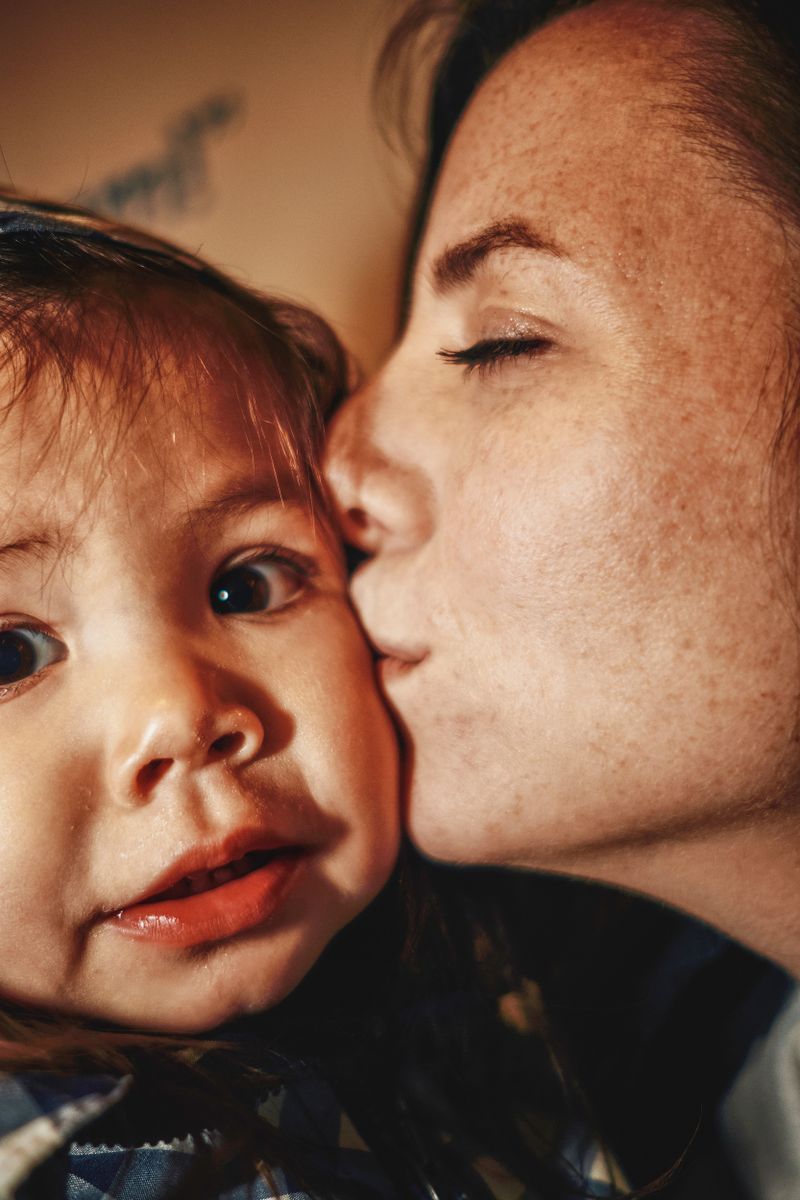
[0,1066,408,1200]
[0,1064,616,1200]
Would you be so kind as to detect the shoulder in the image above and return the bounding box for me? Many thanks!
[721,986,800,1199]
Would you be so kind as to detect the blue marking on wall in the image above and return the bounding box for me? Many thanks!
[81,92,243,220]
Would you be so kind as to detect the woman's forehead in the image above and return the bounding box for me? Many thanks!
[420,0,788,325]
[429,3,702,221]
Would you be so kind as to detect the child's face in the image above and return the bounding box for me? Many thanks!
[0,355,399,1033]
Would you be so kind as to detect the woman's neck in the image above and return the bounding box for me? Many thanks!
[563,810,800,978]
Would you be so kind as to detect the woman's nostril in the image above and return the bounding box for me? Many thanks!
[345,543,370,575]
[136,757,172,793]
[209,731,244,760]
[348,507,370,530]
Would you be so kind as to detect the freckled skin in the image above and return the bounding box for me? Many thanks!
[328,2,800,971]
[0,364,398,1033]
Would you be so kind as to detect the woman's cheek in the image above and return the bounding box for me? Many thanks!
[448,414,641,642]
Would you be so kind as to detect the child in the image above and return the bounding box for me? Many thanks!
[0,193,611,1200]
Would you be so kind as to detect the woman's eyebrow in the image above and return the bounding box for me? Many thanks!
[431,218,566,295]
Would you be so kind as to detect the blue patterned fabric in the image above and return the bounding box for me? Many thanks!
[0,1067,406,1199]
[0,1062,617,1200]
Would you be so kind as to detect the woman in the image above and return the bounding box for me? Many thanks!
[328,1,800,1195]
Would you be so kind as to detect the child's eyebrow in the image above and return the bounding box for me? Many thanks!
[184,482,307,532]
[0,532,73,576]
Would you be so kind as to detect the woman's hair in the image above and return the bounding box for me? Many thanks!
[0,194,593,1199]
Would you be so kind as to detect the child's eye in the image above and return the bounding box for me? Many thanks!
[210,554,310,616]
[0,626,66,691]
[438,336,553,377]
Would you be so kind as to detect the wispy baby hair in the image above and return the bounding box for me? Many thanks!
[0,189,348,508]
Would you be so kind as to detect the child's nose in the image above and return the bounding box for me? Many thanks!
[109,659,264,806]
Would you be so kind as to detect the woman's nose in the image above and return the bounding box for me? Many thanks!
[325,378,434,556]
[108,651,264,806]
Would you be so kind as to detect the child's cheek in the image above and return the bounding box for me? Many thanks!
[0,593,399,1028]
[0,709,100,1011]
[284,600,400,895]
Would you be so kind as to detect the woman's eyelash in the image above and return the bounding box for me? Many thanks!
[438,337,553,375]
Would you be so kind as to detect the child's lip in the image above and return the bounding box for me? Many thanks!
[110,848,305,948]
[114,828,301,912]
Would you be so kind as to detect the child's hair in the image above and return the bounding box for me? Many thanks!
[0,193,601,1200]
[0,191,348,517]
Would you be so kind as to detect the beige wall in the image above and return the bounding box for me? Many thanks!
[2,0,417,369]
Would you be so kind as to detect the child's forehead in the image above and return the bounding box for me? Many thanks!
[0,355,312,534]
[0,438,321,585]
[0,347,295,464]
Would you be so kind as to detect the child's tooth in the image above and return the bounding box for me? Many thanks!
[213,866,235,885]
[189,874,210,893]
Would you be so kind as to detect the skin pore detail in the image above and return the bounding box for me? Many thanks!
[0,353,399,1033]
[327,1,800,975]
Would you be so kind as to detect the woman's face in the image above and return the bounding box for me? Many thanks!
[328,0,800,873]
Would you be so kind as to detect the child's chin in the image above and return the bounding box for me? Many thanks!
[127,1006,245,1036]
[104,992,286,1035]
[92,945,325,1034]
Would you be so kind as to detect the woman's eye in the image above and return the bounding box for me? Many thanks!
[438,336,553,376]
[210,556,308,616]
[0,627,66,690]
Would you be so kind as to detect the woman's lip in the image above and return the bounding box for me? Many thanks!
[377,654,425,684]
[110,849,303,948]
[370,637,429,666]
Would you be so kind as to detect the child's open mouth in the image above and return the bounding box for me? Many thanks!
[148,848,290,902]
[112,846,305,948]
